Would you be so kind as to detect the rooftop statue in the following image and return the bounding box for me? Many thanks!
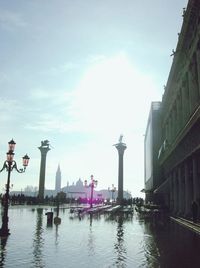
[119,134,123,143]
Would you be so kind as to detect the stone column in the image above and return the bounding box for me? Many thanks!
[178,166,183,215]
[169,174,174,212]
[173,171,178,214]
[193,155,199,202]
[184,160,191,217]
[114,139,127,205]
[38,140,51,201]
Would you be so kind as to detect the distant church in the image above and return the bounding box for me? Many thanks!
[62,178,86,198]
[53,166,131,199]
[54,165,86,197]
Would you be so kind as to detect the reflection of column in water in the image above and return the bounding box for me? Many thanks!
[114,216,127,267]
[87,214,95,256]
[55,224,59,246]
[89,213,93,226]
[32,208,45,268]
[0,237,8,267]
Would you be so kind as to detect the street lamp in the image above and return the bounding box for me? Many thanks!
[108,184,116,205]
[84,175,98,208]
[0,139,30,236]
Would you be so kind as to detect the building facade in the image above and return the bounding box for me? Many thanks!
[144,0,200,218]
[144,102,162,203]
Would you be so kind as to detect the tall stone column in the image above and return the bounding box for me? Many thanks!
[173,171,178,214]
[178,167,183,215]
[193,155,199,202]
[114,136,127,205]
[184,160,191,218]
[169,174,174,212]
[38,140,51,201]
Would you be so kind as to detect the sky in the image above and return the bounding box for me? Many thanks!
[0,0,188,197]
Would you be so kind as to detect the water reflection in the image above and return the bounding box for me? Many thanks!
[139,219,160,268]
[32,208,45,268]
[54,224,59,246]
[113,215,127,268]
[0,237,7,267]
[152,220,200,267]
[0,207,200,267]
[89,213,93,226]
[137,214,200,268]
[87,214,95,256]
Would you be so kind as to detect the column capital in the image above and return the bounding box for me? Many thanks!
[114,143,127,155]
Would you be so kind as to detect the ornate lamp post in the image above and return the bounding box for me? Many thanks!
[0,139,30,237]
[108,184,116,205]
[84,175,98,208]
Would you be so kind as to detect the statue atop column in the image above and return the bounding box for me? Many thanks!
[40,140,50,148]
[119,134,123,143]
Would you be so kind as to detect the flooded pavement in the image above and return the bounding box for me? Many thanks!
[0,206,200,267]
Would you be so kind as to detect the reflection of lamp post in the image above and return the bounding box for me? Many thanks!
[108,184,116,205]
[84,175,98,208]
[0,139,30,237]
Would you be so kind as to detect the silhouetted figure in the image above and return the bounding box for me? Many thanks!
[192,201,198,223]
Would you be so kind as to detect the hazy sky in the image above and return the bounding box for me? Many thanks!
[0,0,188,197]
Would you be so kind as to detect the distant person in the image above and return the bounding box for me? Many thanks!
[192,201,198,223]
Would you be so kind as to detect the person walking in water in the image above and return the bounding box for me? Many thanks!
[192,201,198,223]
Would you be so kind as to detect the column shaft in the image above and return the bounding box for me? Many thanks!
[184,160,191,217]
[178,167,183,215]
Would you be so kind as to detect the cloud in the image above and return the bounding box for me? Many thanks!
[39,62,79,76]
[0,10,27,30]
[86,54,107,64]
[26,53,161,138]
[68,53,161,136]
[26,88,77,132]
[0,72,8,83]
[0,98,22,122]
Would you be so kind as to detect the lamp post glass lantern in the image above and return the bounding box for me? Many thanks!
[0,139,30,236]
[85,175,98,208]
[108,184,116,205]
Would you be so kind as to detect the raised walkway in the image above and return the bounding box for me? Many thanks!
[171,216,200,235]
